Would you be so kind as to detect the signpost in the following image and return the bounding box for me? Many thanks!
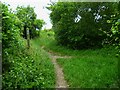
[27,28,30,49]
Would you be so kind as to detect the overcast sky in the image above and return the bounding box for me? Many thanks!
[1,0,56,29]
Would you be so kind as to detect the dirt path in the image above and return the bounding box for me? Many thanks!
[42,46,71,88]
[48,51,71,88]
[51,55,68,88]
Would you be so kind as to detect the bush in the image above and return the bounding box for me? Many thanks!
[49,2,117,49]
[2,4,22,49]
[2,45,55,89]
[2,3,24,72]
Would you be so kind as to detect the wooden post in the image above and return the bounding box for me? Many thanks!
[27,28,30,49]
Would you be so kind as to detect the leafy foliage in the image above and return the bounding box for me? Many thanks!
[2,3,24,72]
[2,3,22,50]
[2,44,55,89]
[2,3,54,89]
[107,2,120,86]
[33,19,45,37]
[48,2,118,49]
[16,6,44,39]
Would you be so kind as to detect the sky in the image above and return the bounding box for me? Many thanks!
[1,0,56,29]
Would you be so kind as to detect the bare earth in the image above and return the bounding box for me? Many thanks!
[46,49,71,88]
[51,55,68,88]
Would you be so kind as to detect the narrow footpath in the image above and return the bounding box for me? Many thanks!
[50,55,68,88]
[42,46,71,88]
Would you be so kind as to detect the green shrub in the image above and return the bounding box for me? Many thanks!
[2,3,22,49]
[2,3,24,72]
[2,45,55,89]
[49,2,117,49]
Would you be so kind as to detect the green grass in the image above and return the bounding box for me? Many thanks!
[31,39,56,88]
[38,30,118,57]
[57,56,118,88]
[38,30,119,88]
[2,38,55,89]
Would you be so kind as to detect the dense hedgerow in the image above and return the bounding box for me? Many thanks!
[2,3,55,89]
[2,3,24,72]
[2,45,55,89]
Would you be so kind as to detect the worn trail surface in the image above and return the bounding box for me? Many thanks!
[42,46,71,88]
[51,55,68,88]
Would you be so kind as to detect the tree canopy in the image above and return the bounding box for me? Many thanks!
[16,5,45,39]
[48,2,119,49]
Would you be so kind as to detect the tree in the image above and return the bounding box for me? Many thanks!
[48,2,118,49]
[16,5,37,39]
[33,19,45,37]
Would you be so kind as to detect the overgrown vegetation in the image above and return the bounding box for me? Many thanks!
[2,3,24,72]
[3,40,55,89]
[2,1,120,89]
[48,2,120,50]
[2,3,55,89]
